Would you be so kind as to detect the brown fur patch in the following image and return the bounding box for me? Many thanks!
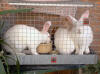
[62,16,74,31]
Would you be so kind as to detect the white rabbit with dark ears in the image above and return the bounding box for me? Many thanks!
[68,10,93,55]
[4,21,51,55]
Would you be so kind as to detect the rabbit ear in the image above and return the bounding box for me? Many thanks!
[68,15,78,25]
[42,21,51,33]
[79,10,89,23]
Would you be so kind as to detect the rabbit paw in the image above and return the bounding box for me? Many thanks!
[75,49,80,55]
[31,50,38,55]
[85,48,90,54]
[78,51,84,55]
[34,52,38,55]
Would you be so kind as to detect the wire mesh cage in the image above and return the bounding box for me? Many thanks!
[0,0,98,67]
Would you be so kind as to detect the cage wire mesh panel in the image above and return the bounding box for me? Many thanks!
[8,0,78,16]
[75,4,100,56]
[0,0,98,65]
[90,3,100,55]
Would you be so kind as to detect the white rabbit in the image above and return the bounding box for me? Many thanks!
[54,28,75,54]
[68,10,93,55]
[4,21,51,55]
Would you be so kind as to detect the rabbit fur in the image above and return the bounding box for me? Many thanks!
[55,10,93,55]
[54,28,75,54]
[3,21,51,55]
[68,10,93,55]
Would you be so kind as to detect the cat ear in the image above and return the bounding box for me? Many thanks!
[79,10,89,24]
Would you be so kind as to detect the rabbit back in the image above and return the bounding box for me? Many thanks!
[4,25,42,54]
[75,26,93,46]
[73,26,93,54]
[54,28,75,54]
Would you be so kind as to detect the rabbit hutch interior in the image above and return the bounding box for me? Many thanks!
[0,0,98,70]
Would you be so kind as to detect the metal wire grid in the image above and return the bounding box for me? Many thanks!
[0,0,98,56]
[90,4,100,54]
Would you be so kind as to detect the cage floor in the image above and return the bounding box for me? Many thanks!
[7,54,98,66]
